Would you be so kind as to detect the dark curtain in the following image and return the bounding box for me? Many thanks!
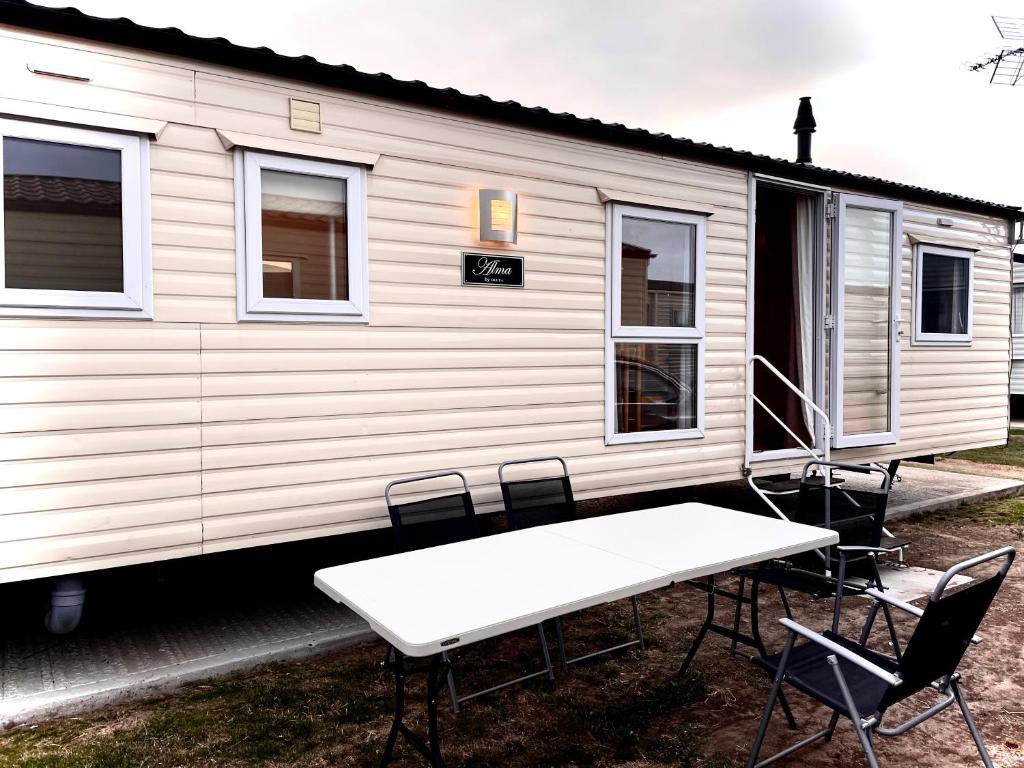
[753,187,812,451]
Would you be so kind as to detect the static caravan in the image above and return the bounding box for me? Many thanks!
[0,2,1020,594]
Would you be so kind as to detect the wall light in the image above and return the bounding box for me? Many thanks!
[478,189,518,244]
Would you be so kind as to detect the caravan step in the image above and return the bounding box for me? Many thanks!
[755,474,845,494]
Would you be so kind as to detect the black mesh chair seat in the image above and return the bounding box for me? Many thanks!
[880,534,911,551]
[754,630,897,719]
[500,475,576,530]
[745,566,871,600]
[387,491,479,552]
[746,547,1015,768]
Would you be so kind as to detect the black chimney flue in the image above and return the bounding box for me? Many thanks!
[793,96,816,164]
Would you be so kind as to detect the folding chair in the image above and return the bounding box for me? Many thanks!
[498,457,645,671]
[682,462,900,680]
[746,546,1016,768]
[750,461,899,628]
[384,470,555,713]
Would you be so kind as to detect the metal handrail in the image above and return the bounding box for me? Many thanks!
[746,354,832,521]
[749,355,831,458]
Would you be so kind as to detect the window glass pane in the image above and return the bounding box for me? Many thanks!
[3,137,123,292]
[1013,285,1024,335]
[261,169,348,301]
[620,216,695,328]
[841,206,892,436]
[615,342,697,433]
[920,253,968,336]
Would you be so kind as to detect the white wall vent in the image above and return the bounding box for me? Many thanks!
[289,98,322,133]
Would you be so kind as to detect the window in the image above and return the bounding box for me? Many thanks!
[0,119,151,317]
[1013,284,1024,336]
[912,244,973,345]
[606,204,705,443]
[235,150,368,322]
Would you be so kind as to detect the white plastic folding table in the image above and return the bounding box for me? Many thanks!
[314,502,839,767]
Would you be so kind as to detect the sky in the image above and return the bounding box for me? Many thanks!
[34,0,1024,208]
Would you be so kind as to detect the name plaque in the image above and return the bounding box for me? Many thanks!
[461,252,524,288]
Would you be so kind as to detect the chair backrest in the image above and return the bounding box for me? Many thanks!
[880,546,1015,712]
[792,461,891,574]
[385,471,479,552]
[498,457,576,531]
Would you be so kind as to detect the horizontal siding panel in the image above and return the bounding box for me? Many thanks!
[0,323,198,350]
[371,305,602,330]
[204,420,603,472]
[0,426,200,462]
[155,271,235,298]
[155,295,236,324]
[3,472,201,514]
[0,498,200,542]
[154,246,236,275]
[203,383,602,422]
[0,375,199,405]
[201,325,601,350]
[202,366,601,397]
[202,348,601,374]
[0,400,200,433]
[203,403,601,447]
[0,448,200,488]
[0,351,198,377]
[0,522,202,572]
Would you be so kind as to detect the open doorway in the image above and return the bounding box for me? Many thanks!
[752,182,823,454]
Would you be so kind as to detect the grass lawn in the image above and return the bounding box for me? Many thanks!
[949,429,1024,468]
[0,504,1020,768]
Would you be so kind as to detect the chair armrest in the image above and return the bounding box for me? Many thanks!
[864,588,980,644]
[863,587,923,617]
[780,617,902,686]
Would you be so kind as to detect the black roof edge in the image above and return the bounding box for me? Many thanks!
[1,0,1021,220]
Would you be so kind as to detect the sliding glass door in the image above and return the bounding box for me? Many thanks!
[830,194,902,448]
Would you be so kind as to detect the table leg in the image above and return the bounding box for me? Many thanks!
[380,646,449,768]
[380,646,406,767]
[678,575,716,676]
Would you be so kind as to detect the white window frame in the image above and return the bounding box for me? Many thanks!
[911,243,973,346]
[605,203,706,445]
[0,118,152,318]
[1012,283,1024,337]
[234,149,368,323]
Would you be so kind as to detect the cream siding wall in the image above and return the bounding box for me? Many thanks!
[0,27,1011,582]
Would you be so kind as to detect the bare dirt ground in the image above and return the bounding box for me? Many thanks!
[0,502,1020,768]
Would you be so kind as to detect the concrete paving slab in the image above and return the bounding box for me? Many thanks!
[877,463,1024,518]
[0,591,373,729]
[864,563,971,604]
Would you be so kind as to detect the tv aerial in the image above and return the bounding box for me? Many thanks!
[964,16,1024,85]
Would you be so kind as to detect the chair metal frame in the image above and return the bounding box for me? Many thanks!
[384,470,555,713]
[746,546,1016,768]
[498,456,646,670]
